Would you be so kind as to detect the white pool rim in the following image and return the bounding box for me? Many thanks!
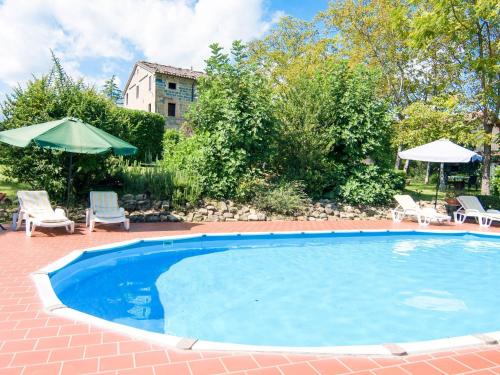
[32,229,500,356]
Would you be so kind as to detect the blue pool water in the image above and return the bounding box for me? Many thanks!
[50,231,500,346]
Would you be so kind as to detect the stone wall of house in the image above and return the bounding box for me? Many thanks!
[155,74,197,129]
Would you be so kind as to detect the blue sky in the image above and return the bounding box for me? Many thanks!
[268,0,329,20]
[0,0,331,99]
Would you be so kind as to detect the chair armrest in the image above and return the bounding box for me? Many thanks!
[119,207,125,215]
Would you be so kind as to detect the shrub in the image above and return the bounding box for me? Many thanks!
[477,195,500,210]
[185,41,278,198]
[492,166,500,196]
[0,57,164,202]
[253,181,311,215]
[337,166,405,205]
[113,108,165,162]
[118,160,202,208]
[234,170,268,202]
[274,61,393,197]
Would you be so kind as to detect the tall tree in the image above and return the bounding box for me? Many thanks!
[185,41,278,198]
[410,0,500,194]
[320,0,452,168]
[102,75,122,104]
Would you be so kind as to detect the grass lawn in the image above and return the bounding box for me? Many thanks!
[404,180,480,202]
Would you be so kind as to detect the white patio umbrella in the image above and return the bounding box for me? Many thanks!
[398,139,482,206]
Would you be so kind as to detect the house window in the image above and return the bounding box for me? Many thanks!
[125,93,128,105]
[148,103,151,112]
[168,82,177,90]
[168,103,176,117]
[148,76,151,91]
[136,85,139,98]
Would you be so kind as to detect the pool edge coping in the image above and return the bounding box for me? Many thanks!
[32,228,500,356]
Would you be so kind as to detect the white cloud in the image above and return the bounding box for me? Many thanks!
[0,0,278,95]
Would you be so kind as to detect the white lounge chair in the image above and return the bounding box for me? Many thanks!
[455,196,500,227]
[86,191,129,232]
[16,190,75,237]
[391,194,451,226]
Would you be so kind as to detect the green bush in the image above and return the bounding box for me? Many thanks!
[253,181,311,215]
[118,160,202,208]
[337,166,406,205]
[477,194,500,210]
[234,170,268,202]
[114,108,165,162]
[274,61,393,197]
[185,41,278,198]
[492,166,500,196]
[0,57,164,203]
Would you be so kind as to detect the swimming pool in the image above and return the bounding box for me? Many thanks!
[45,231,500,352]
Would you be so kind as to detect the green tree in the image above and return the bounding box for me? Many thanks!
[395,95,485,148]
[320,0,453,168]
[180,41,278,198]
[0,54,164,201]
[409,0,500,194]
[274,60,398,201]
[102,75,122,104]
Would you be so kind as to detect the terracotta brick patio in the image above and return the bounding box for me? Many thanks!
[1,220,499,374]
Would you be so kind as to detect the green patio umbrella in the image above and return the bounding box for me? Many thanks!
[0,117,137,206]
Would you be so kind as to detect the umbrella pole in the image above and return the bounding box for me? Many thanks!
[66,153,73,208]
[434,163,440,208]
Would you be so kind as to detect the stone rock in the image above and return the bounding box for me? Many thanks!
[248,213,259,221]
[122,194,134,201]
[218,201,229,212]
[167,214,180,222]
[136,200,151,211]
[145,213,160,222]
[206,205,216,211]
[325,207,334,215]
[223,212,234,218]
[130,213,145,222]
[192,213,204,222]
[198,208,208,215]
[257,213,267,221]
[123,200,136,211]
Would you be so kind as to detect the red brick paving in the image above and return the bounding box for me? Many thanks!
[1,220,500,374]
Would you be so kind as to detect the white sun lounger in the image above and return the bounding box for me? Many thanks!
[16,190,75,237]
[391,194,451,226]
[86,191,130,232]
[455,195,500,227]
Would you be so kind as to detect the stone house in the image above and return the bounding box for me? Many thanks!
[123,61,204,128]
